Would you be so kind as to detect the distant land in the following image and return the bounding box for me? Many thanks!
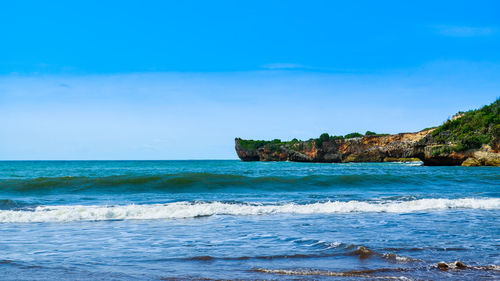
[235,99,500,166]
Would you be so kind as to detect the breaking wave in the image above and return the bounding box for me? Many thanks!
[0,198,498,223]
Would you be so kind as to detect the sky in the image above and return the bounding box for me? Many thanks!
[1,0,499,160]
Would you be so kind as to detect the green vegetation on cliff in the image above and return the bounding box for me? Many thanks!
[344,132,363,139]
[239,130,391,150]
[237,138,304,153]
[238,139,287,150]
[365,131,390,136]
[431,98,499,151]
[238,99,499,155]
[315,133,344,148]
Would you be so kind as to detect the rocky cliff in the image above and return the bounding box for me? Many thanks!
[235,99,500,166]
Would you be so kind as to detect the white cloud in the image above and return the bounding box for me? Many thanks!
[435,25,494,37]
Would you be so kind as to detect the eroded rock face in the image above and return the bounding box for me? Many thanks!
[462,157,481,167]
[235,129,500,166]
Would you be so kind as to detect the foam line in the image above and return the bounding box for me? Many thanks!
[0,198,498,223]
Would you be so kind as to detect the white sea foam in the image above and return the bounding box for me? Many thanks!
[253,268,412,280]
[0,198,499,223]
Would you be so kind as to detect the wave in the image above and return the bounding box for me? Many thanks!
[182,245,420,263]
[252,267,412,280]
[1,172,496,194]
[185,253,329,261]
[254,263,500,279]
[0,198,498,223]
[0,199,27,210]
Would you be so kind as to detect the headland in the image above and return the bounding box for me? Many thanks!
[235,99,499,166]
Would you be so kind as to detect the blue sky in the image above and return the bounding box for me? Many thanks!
[1,1,499,159]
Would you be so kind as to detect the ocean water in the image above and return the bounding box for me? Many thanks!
[0,160,498,280]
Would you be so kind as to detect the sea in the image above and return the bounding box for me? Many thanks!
[0,160,498,280]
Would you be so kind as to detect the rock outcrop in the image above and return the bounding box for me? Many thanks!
[235,99,500,166]
[235,133,499,166]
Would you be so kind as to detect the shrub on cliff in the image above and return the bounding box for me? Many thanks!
[319,133,330,141]
[314,133,344,148]
[314,133,330,148]
[329,135,344,141]
[238,139,269,150]
[344,132,363,139]
[365,131,390,136]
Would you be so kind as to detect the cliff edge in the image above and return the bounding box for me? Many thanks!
[235,99,499,166]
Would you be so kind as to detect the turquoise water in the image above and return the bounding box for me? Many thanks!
[0,160,499,280]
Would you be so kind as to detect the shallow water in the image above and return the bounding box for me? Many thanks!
[0,160,498,280]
